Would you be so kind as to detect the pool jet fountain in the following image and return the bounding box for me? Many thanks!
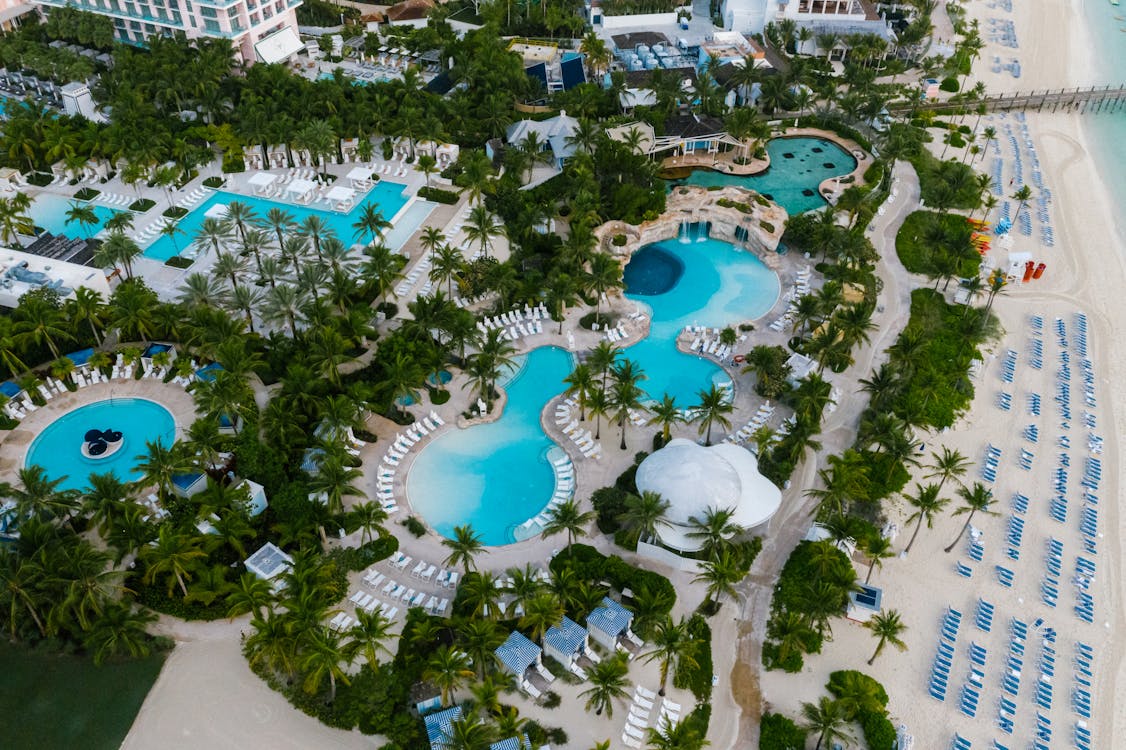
[81,428,124,459]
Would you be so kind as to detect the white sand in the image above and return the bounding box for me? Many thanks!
[756,0,1126,745]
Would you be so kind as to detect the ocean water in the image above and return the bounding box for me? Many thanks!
[1078,0,1126,239]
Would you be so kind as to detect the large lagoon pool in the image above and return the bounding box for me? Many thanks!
[28,193,119,237]
[408,233,778,545]
[668,137,858,214]
[26,398,176,492]
[407,347,574,546]
[143,180,428,261]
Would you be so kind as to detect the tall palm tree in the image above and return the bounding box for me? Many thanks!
[865,609,907,664]
[925,446,971,493]
[429,244,465,298]
[587,340,621,388]
[133,440,190,503]
[541,498,595,553]
[585,252,622,325]
[442,524,486,574]
[645,715,710,750]
[299,627,352,702]
[646,394,683,443]
[307,458,362,516]
[352,202,391,246]
[800,697,853,750]
[520,591,565,642]
[563,363,596,421]
[618,490,670,543]
[83,601,157,666]
[350,501,387,545]
[860,535,894,584]
[64,201,99,239]
[348,609,394,667]
[442,714,495,750]
[424,644,474,705]
[685,507,740,560]
[643,616,698,695]
[463,205,503,258]
[944,482,997,553]
[692,384,733,445]
[579,653,630,716]
[0,194,35,244]
[457,619,505,679]
[226,572,276,621]
[903,483,948,554]
[140,526,207,598]
[692,547,745,607]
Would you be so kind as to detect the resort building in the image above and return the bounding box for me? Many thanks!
[30,0,304,64]
[542,616,599,679]
[719,0,894,41]
[634,438,782,554]
[494,631,554,695]
[586,597,644,653]
[0,0,35,31]
[504,111,581,169]
[0,247,111,309]
[244,541,294,582]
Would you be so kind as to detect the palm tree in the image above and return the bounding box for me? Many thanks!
[541,498,595,552]
[1011,184,1033,224]
[925,446,971,493]
[83,602,157,666]
[307,458,362,516]
[520,591,565,642]
[685,507,740,560]
[563,363,596,421]
[460,570,503,620]
[944,482,998,553]
[579,653,630,716]
[618,490,670,543]
[587,341,621,388]
[0,194,35,243]
[352,202,391,246]
[424,644,474,705]
[646,394,683,443]
[586,252,622,325]
[349,608,394,667]
[645,715,710,750]
[429,244,465,297]
[463,205,503,258]
[865,609,907,664]
[442,524,485,574]
[457,619,505,679]
[442,714,496,750]
[693,547,745,607]
[800,697,853,750]
[140,526,206,598]
[226,572,275,620]
[692,384,733,445]
[902,483,947,554]
[861,535,894,584]
[299,627,352,702]
[643,616,698,695]
[64,201,99,239]
[586,387,611,441]
[133,439,190,503]
[350,501,387,545]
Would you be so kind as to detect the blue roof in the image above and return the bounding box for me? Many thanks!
[495,631,540,676]
[301,448,324,473]
[423,705,463,749]
[544,616,586,655]
[0,381,21,397]
[587,597,633,637]
[143,343,171,358]
[64,347,94,366]
[195,362,223,382]
[490,736,531,750]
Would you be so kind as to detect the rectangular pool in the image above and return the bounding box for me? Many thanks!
[142,180,433,261]
[28,192,120,237]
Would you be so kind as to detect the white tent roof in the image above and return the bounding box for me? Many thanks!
[325,185,355,202]
[248,172,277,187]
[204,204,228,219]
[285,178,316,196]
[346,166,373,181]
[255,27,304,65]
[635,438,782,552]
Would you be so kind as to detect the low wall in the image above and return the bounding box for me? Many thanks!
[600,11,678,28]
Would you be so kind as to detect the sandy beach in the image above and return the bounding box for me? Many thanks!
[757,0,1126,746]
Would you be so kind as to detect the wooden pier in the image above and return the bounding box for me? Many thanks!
[888,85,1126,115]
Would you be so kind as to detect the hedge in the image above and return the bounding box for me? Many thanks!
[417,186,459,204]
[549,544,676,614]
[759,712,807,750]
[328,535,398,572]
[673,614,713,701]
[591,486,628,534]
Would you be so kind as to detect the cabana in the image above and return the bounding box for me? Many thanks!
[235,478,269,517]
[245,542,293,582]
[285,178,316,204]
[347,166,374,190]
[495,631,553,694]
[325,184,356,211]
[542,616,598,677]
[248,172,278,195]
[64,347,94,370]
[587,596,642,652]
[489,738,532,750]
[423,706,462,750]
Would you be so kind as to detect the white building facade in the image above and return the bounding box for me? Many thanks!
[722,0,889,39]
[31,0,303,64]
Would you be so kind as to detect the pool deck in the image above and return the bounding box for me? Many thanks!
[0,377,197,484]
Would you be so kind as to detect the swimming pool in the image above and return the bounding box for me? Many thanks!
[407,347,574,546]
[28,193,120,237]
[25,398,176,492]
[142,180,432,261]
[408,234,778,545]
[668,137,858,214]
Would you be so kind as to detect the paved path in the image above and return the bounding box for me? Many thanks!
[720,160,922,745]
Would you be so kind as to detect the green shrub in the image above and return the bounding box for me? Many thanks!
[26,172,53,187]
[578,311,616,330]
[129,198,156,212]
[165,256,193,269]
[202,176,225,188]
[717,197,753,213]
[221,153,245,173]
[759,712,807,749]
[908,149,981,209]
[940,76,960,92]
[430,389,451,405]
[328,536,398,572]
[162,207,188,219]
[74,187,100,200]
[402,516,427,537]
[673,614,713,701]
[858,708,897,749]
[549,545,676,616]
[417,186,459,204]
[760,220,775,233]
[612,234,627,246]
[591,486,628,534]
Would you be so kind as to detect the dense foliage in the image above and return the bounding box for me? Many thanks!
[759,711,808,750]
[896,210,982,281]
[672,614,713,702]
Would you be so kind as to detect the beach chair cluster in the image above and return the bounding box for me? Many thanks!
[1073,555,1096,624]
[395,251,431,298]
[981,443,1001,482]
[1072,642,1095,727]
[1000,349,1017,384]
[995,564,1015,588]
[554,398,602,459]
[621,686,676,748]
[96,192,135,207]
[723,401,776,445]
[1028,328,1044,371]
[767,265,814,332]
[1014,113,1056,247]
[950,734,972,750]
[1004,516,1024,560]
[1017,446,1034,471]
[477,304,548,343]
[1033,629,1058,716]
[1042,537,1064,608]
[975,598,995,633]
[519,455,577,533]
[928,607,961,700]
[346,586,400,622]
[600,318,636,344]
[371,551,457,617]
[141,492,170,522]
[685,324,743,361]
[996,391,1011,412]
[960,641,987,716]
[378,411,445,511]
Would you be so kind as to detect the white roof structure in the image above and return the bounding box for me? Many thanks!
[255,27,304,65]
[346,166,373,187]
[325,185,355,203]
[635,438,781,552]
[285,178,316,202]
[247,172,277,193]
[245,542,293,580]
[0,247,111,309]
[505,110,581,164]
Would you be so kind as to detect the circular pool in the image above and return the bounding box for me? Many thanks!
[25,398,176,491]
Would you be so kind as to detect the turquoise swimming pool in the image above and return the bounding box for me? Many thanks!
[142,180,430,261]
[668,137,858,214]
[407,347,574,545]
[28,193,119,237]
[408,233,778,545]
[25,398,176,492]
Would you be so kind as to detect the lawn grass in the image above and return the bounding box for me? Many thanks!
[896,210,982,279]
[0,641,166,750]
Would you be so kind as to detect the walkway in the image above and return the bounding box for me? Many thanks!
[717,160,921,747]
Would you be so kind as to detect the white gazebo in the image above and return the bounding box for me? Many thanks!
[347,166,374,190]
[285,178,316,204]
[247,171,278,195]
[634,438,782,553]
[325,185,356,211]
[245,542,293,581]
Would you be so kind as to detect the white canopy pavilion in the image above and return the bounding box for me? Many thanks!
[247,172,278,195]
[285,178,316,204]
[325,185,356,211]
[346,166,374,190]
